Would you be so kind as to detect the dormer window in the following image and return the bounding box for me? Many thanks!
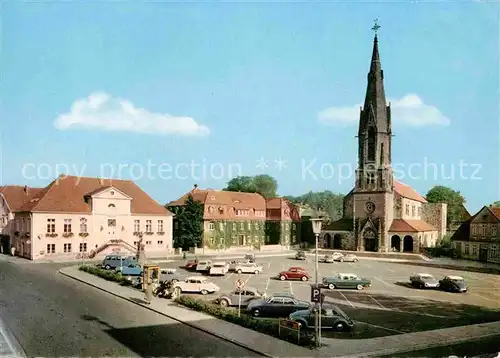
[218,206,224,213]
[108,204,115,208]
[209,206,215,213]
[211,196,215,200]
[110,191,115,195]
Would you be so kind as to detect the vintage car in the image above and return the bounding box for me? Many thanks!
[410,273,440,289]
[322,273,371,290]
[289,305,354,332]
[235,262,263,274]
[160,268,183,283]
[228,260,243,271]
[115,263,143,277]
[295,251,307,260]
[209,261,229,276]
[244,253,256,263]
[173,276,220,295]
[337,254,358,262]
[103,255,137,270]
[184,260,198,270]
[196,260,212,272]
[277,267,310,281]
[246,296,310,317]
[320,255,335,263]
[439,276,468,292]
[215,287,265,307]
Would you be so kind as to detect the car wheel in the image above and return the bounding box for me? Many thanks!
[237,269,243,274]
[419,283,424,289]
[252,309,260,317]
[254,270,260,275]
[339,258,344,262]
[301,276,308,281]
[200,289,208,295]
[296,319,307,328]
[334,322,347,332]
[105,265,111,270]
[328,283,336,290]
[356,284,363,290]
[220,299,229,307]
[354,259,358,262]
[280,275,286,281]
[171,279,178,284]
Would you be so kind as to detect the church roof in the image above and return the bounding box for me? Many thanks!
[389,219,436,232]
[324,218,354,231]
[393,180,427,203]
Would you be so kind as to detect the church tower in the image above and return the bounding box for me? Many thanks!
[352,21,394,252]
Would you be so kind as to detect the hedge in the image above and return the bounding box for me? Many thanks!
[78,265,132,286]
[175,295,315,347]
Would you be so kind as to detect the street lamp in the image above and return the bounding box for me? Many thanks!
[310,217,323,348]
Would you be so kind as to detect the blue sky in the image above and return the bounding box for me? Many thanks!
[1,1,498,213]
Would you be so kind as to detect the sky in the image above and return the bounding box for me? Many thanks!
[1,1,499,213]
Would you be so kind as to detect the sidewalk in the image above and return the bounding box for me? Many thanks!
[59,265,500,357]
[0,317,25,357]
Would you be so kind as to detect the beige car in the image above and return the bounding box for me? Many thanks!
[235,262,263,274]
[173,276,220,295]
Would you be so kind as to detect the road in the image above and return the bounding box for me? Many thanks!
[0,258,262,357]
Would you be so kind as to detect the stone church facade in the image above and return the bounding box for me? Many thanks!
[321,34,447,253]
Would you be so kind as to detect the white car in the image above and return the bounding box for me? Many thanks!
[196,260,212,272]
[210,261,229,275]
[234,263,263,274]
[173,276,220,295]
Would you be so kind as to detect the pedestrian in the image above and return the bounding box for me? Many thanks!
[10,246,15,256]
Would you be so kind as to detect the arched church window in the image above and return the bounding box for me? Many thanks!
[380,143,384,164]
[367,127,376,161]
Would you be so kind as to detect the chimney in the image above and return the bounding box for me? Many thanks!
[194,184,198,190]
[98,178,103,186]
[24,185,28,195]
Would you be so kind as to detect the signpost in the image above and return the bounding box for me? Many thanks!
[235,279,245,317]
[311,285,324,347]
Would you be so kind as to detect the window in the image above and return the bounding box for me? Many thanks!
[146,241,151,245]
[492,225,498,236]
[292,223,296,230]
[108,204,115,208]
[472,245,477,256]
[491,246,498,258]
[79,243,87,252]
[367,127,376,161]
[134,220,140,232]
[464,244,469,255]
[240,222,245,230]
[46,244,55,254]
[366,173,375,185]
[158,220,164,232]
[209,222,215,230]
[219,222,224,230]
[108,219,116,227]
[64,243,72,253]
[380,143,384,164]
[146,220,152,233]
[232,222,236,230]
[405,204,410,216]
[157,240,163,245]
[412,205,416,217]
[64,219,72,233]
[482,224,488,236]
[418,207,422,217]
[133,241,138,246]
[80,218,87,233]
[47,218,55,233]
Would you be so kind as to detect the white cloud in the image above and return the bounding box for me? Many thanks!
[318,94,450,127]
[54,92,210,136]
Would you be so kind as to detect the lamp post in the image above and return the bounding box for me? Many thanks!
[310,217,323,348]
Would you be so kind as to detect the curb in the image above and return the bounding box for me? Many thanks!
[58,268,273,357]
[0,318,27,358]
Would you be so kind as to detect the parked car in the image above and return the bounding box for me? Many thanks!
[295,251,307,260]
[337,254,358,262]
[331,252,345,261]
[247,296,310,317]
[196,260,212,272]
[116,263,143,277]
[173,276,220,295]
[410,273,440,289]
[184,260,198,270]
[228,260,243,271]
[160,268,183,283]
[322,273,371,290]
[267,292,296,300]
[244,253,256,263]
[215,287,266,307]
[277,267,310,281]
[320,255,335,263]
[235,262,263,274]
[289,305,354,332]
[210,261,229,276]
[439,276,468,292]
[102,255,136,270]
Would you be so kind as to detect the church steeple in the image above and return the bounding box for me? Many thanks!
[355,20,393,193]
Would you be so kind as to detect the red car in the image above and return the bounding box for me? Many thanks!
[278,267,310,281]
[184,260,198,270]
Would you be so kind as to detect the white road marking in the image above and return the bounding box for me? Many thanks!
[471,293,497,302]
[338,291,354,308]
[374,276,391,286]
[353,320,406,334]
[267,262,271,268]
[224,272,234,281]
[244,275,252,284]
[265,278,270,292]
[288,281,293,294]
[369,295,385,309]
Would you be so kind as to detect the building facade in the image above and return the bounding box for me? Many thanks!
[0,175,173,260]
[320,33,447,253]
[451,206,500,264]
[169,185,301,250]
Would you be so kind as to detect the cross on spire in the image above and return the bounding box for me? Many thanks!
[371,18,381,35]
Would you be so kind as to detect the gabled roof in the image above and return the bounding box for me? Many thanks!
[393,180,427,203]
[389,219,436,232]
[0,186,44,212]
[323,218,354,231]
[85,186,132,199]
[17,175,171,215]
[489,206,500,220]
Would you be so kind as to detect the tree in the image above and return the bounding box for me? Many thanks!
[285,190,344,221]
[167,195,204,250]
[492,201,500,207]
[224,175,278,198]
[425,185,466,226]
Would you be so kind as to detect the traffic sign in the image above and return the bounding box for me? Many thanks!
[235,279,245,289]
[311,285,321,303]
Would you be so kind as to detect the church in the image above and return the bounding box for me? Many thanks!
[321,29,447,254]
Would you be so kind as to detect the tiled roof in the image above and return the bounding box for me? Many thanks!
[0,186,44,212]
[450,221,471,241]
[324,218,354,231]
[17,175,171,215]
[489,207,500,220]
[389,219,436,232]
[393,180,427,203]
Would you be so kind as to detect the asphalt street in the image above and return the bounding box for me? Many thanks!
[0,257,262,357]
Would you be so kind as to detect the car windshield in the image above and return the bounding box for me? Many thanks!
[421,275,434,280]
[451,278,464,282]
[213,264,225,267]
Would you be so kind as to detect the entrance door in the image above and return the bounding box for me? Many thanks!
[239,235,246,246]
[391,235,401,251]
[363,230,377,252]
[479,248,488,262]
[403,236,414,252]
[0,235,10,254]
[323,234,331,248]
[333,234,342,249]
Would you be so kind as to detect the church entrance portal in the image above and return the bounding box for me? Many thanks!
[333,234,342,249]
[403,235,414,252]
[363,230,377,252]
[390,235,401,252]
[324,233,332,248]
